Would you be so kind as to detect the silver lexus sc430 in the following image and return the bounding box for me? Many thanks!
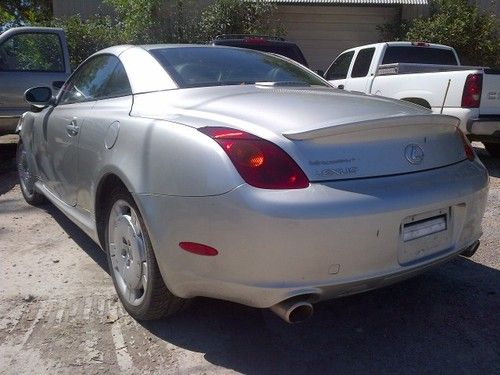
[16,45,489,323]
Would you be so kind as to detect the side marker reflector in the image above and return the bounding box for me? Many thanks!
[179,242,219,256]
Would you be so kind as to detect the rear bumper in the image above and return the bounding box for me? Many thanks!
[468,116,500,142]
[439,108,500,139]
[135,159,489,308]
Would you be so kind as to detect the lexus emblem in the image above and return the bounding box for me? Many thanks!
[404,144,424,164]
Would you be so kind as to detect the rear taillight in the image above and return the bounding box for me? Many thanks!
[457,129,475,161]
[200,127,309,189]
[461,74,482,108]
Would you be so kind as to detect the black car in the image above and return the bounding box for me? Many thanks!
[211,34,309,67]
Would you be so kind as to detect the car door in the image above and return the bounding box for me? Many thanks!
[0,29,70,134]
[343,47,376,93]
[41,55,118,206]
[325,50,355,89]
[76,57,133,212]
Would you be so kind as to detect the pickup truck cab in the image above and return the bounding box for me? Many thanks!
[325,42,500,156]
[0,27,71,135]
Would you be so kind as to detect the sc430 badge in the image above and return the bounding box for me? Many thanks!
[316,166,358,177]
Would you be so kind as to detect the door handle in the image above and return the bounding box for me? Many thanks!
[66,120,79,136]
[337,84,344,90]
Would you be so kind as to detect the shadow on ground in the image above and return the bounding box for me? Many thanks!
[1,138,499,374]
[140,257,499,374]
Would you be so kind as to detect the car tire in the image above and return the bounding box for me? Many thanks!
[484,142,500,158]
[104,186,187,320]
[16,140,46,206]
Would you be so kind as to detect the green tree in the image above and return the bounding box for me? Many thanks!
[0,0,52,28]
[51,15,118,69]
[198,0,284,41]
[379,0,499,67]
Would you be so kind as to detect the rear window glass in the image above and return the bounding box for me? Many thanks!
[214,41,308,66]
[150,47,327,88]
[351,48,375,78]
[382,46,458,65]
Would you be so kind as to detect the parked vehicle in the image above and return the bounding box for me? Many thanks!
[0,27,71,135]
[17,45,488,323]
[211,34,309,67]
[325,42,500,157]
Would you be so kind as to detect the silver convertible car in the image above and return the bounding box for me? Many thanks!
[17,45,488,323]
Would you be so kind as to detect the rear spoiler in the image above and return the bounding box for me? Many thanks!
[282,115,460,141]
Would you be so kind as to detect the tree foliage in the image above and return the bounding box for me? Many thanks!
[1,0,284,68]
[198,0,284,40]
[50,15,118,69]
[379,0,499,67]
[0,0,52,29]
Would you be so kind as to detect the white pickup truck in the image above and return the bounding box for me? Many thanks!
[325,42,500,157]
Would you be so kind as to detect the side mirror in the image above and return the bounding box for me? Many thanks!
[24,86,54,107]
[315,69,324,76]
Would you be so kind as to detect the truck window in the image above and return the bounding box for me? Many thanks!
[325,51,355,80]
[382,46,458,65]
[0,32,65,72]
[351,48,375,78]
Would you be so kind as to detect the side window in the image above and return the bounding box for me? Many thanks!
[325,51,355,80]
[0,32,64,72]
[351,48,375,78]
[101,62,132,98]
[59,55,118,105]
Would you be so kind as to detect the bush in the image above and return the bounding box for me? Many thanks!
[51,15,119,69]
[198,0,284,41]
[379,0,499,68]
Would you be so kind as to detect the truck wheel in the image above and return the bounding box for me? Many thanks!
[104,186,187,320]
[484,143,500,158]
[16,140,46,205]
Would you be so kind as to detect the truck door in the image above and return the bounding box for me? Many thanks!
[0,28,70,134]
[325,51,355,90]
[343,47,376,93]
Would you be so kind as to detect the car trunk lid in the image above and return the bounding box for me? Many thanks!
[284,114,466,182]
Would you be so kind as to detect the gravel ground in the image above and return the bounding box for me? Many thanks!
[0,135,498,375]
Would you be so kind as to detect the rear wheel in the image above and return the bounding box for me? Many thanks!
[104,186,187,320]
[484,142,500,158]
[16,140,45,205]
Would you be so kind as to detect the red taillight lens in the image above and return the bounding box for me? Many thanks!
[461,74,482,108]
[179,242,219,256]
[200,127,309,189]
[457,129,475,161]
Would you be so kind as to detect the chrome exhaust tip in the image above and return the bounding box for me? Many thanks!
[461,240,480,258]
[270,299,314,324]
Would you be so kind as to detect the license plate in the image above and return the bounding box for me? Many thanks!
[398,208,452,265]
[403,215,447,242]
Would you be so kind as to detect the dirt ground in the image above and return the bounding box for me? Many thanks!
[0,134,498,375]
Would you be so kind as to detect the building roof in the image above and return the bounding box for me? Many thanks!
[258,0,428,4]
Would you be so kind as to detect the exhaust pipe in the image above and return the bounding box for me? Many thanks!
[461,240,480,258]
[270,299,314,324]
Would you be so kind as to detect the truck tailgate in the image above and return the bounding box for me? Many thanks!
[480,69,500,115]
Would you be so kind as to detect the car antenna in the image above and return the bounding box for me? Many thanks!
[440,79,451,114]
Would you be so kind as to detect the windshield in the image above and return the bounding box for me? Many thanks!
[149,46,327,88]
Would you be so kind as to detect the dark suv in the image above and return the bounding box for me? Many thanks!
[211,34,308,67]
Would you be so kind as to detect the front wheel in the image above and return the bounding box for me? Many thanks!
[484,142,500,158]
[104,186,187,320]
[16,140,45,205]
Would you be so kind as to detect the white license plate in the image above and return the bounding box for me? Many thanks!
[403,215,447,242]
